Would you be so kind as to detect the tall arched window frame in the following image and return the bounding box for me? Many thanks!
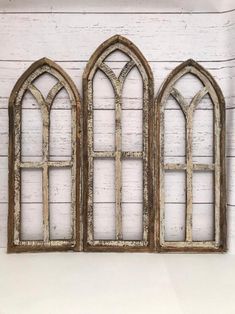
[157,59,226,252]
[8,58,81,252]
[83,35,154,251]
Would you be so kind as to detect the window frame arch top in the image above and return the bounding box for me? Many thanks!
[8,57,81,252]
[83,35,154,251]
[156,59,226,252]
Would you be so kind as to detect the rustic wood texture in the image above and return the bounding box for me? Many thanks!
[0,13,233,62]
[8,58,81,252]
[1,0,234,13]
[83,35,154,251]
[156,59,227,252]
[0,6,234,253]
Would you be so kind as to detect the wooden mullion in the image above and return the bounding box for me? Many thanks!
[157,59,226,252]
[92,151,115,158]
[42,105,50,243]
[42,164,49,243]
[164,163,187,170]
[193,164,215,171]
[92,151,142,159]
[115,91,122,240]
[185,112,193,242]
[20,161,72,168]
[122,151,143,158]
[8,58,81,253]
[83,35,153,251]
[164,163,215,171]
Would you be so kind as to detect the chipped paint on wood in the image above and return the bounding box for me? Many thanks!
[83,35,154,251]
[7,51,226,253]
[156,59,226,252]
[8,58,81,253]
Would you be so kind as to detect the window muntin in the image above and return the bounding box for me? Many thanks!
[83,35,154,251]
[157,59,226,252]
[7,53,226,254]
[8,58,81,252]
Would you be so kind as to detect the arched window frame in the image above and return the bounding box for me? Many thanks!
[156,59,226,252]
[8,58,81,252]
[83,35,154,251]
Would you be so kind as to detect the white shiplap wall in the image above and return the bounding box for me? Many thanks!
[0,1,234,252]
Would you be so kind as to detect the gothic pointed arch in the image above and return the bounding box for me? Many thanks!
[83,35,154,251]
[8,58,81,252]
[156,59,226,252]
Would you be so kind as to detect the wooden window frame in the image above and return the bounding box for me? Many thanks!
[83,35,154,252]
[7,52,226,254]
[8,58,81,253]
[156,59,226,252]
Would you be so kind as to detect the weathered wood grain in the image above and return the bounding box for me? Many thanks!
[0,60,235,107]
[0,156,225,204]
[157,59,226,252]
[0,58,233,250]
[83,35,154,251]
[0,4,234,252]
[3,203,235,251]
[8,58,81,253]
[0,106,227,157]
[0,13,234,61]
[0,0,234,13]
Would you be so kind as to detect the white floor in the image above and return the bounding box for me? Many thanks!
[0,249,235,314]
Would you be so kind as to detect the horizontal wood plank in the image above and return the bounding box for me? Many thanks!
[0,13,234,61]
[0,0,234,13]
[0,4,234,251]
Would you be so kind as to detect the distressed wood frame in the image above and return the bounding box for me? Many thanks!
[156,59,226,252]
[8,58,82,253]
[83,35,154,252]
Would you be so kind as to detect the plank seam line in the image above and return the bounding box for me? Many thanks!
[0,58,235,63]
[0,10,234,15]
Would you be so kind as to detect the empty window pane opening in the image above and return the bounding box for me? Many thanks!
[157,59,226,252]
[7,37,226,253]
[83,35,154,251]
[8,58,81,252]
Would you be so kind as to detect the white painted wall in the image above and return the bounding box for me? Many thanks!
[0,1,234,252]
